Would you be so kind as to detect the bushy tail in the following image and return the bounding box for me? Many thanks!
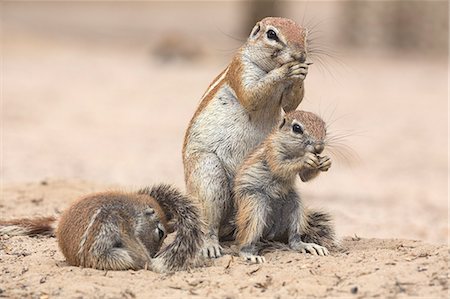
[0,216,57,237]
[138,184,204,271]
[301,209,336,249]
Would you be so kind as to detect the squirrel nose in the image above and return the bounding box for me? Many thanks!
[314,143,324,154]
[292,52,306,63]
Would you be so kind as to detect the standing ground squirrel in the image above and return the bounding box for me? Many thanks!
[234,110,335,263]
[0,184,204,272]
[183,17,310,258]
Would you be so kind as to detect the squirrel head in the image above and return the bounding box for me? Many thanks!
[133,195,169,258]
[245,17,308,72]
[135,206,168,257]
[275,110,326,156]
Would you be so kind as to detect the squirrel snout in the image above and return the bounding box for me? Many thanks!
[305,141,324,154]
[292,52,306,63]
[314,143,324,154]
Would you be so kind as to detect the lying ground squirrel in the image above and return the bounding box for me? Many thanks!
[183,17,310,258]
[234,110,335,263]
[1,184,204,272]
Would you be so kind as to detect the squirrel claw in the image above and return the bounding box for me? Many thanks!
[201,239,223,259]
[287,62,308,80]
[303,152,320,169]
[318,155,332,171]
[244,255,266,264]
[294,242,329,256]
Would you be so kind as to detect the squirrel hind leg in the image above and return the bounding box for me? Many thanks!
[183,153,232,259]
[89,237,152,271]
[95,247,138,271]
[84,221,152,271]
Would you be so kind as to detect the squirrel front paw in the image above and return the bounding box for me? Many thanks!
[201,236,223,259]
[302,152,320,169]
[286,61,309,81]
[271,61,309,82]
[318,155,332,172]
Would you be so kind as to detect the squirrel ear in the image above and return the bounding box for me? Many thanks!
[165,220,176,234]
[279,118,286,129]
[250,23,261,38]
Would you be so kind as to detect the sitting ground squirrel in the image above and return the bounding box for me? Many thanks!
[1,184,204,272]
[183,17,311,258]
[234,110,335,263]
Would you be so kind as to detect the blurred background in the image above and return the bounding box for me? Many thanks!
[2,1,448,244]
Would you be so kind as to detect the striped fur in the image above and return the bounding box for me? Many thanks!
[76,208,102,264]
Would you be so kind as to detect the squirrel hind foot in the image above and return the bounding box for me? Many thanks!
[241,253,266,264]
[292,241,329,256]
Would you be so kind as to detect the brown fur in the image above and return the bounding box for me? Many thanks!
[261,17,307,50]
[290,110,326,140]
[227,56,246,108]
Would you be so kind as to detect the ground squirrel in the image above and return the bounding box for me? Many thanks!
[234,110,335,263]
[0,184,204,272]
[183,17,310,258]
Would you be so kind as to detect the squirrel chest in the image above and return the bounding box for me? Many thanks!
[185,82,282,177]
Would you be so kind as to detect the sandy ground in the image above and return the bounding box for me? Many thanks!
[0,181,448,298]
[1,2,449,298]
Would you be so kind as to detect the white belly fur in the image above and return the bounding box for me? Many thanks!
[186,83,282,179]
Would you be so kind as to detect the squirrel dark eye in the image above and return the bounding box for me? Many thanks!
[155,222,166,240]
[113,240,123,248]
[292,124,303,134]
[267,29,278,41]
[158,227,165,239]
